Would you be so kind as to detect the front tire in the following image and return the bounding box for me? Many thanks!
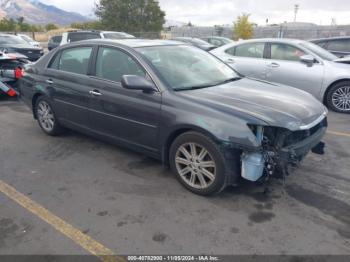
[169,131,231,196]
[35,97,64,136]
[326,81,350,113]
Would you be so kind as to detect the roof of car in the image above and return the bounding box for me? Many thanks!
[310,36,350,42]
[237,38,304,44]
[205,36,232,40]
[76,39,185,48]
[0,33,17,37]
[173,37,199,40]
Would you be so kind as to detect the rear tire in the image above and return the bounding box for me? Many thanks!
[35,96,64,136]
[169,131,238,196]
[326,81,350,113]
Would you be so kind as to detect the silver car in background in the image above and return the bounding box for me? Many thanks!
[211,38,350,113]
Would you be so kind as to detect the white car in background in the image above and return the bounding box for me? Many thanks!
[211,38,350,113]
[17,34,41,48]
[60,30,136,45]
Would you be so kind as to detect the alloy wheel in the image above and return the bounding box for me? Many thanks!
[175,143,216,189]
[332,86,350,112]
[37,101,55,132]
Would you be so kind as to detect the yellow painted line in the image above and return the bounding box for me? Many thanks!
[0,180,125,262]
[327,130,350,138]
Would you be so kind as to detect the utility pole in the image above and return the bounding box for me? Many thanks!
[294,4,299,22]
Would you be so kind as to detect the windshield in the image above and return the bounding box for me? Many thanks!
[138,45,240,90]
[300,41,338,61]
[104,33,135,39]
[0,35,27,45]
[20,35,33,42]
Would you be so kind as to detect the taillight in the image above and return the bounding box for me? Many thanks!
[15,68,23,79]
[7,88,16,97]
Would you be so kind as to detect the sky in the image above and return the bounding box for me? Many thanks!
[42,0,350,26]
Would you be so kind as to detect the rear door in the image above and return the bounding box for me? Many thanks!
[45,46,94,128]
[87,46,162,153]
[265,42,324,97]
[221,42,268,80]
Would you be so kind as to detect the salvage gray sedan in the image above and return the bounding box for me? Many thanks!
[19,39,327,195]
[211,38,350,113]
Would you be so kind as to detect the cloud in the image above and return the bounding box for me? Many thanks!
[41,0,350,25]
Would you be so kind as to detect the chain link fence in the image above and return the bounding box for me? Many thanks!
[170,24,350,40]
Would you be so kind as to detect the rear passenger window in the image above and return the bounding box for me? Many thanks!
[49,47,92,75]
[95,47,145,82]
[235,43,265,58]
[226,43,265,58]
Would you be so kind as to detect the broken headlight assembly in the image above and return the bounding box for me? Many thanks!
[243,120,326,183]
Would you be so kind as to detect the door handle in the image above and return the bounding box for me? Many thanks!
[89,90,102,96]
[226,58,235,63]
[46,79,54,84]
[268,63,280,68]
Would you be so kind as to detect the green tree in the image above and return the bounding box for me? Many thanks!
[233,13,253,40]
[96,0,165,33]
[45,23,58,31]
[17,16,25,25]
[0,18,16,31]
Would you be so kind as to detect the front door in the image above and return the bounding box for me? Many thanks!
[88,46,161,153]
[265,42,324,98]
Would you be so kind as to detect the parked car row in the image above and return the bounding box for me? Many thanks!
[18,39,328,196]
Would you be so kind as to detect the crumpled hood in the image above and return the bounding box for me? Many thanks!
[179,78,327,131]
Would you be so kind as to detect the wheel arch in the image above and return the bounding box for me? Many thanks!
[323,78,350,105]
[32,92,45,119]
[162,125,221,165]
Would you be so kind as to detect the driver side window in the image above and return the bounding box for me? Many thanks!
[95,47,145,82]
[270,43,306,61]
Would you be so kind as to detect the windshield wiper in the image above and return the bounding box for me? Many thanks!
[174,77,241,92]
[215,77,241,85]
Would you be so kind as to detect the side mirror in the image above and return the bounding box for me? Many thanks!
[300,55,316,66]
[121,75,157,93]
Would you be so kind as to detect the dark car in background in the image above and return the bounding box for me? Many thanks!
[311,37,350,57]
[172,37,216,51]
[19,39,327,196]
[201,36,234,47]
[48,35,62,51]
[0,34,44,61]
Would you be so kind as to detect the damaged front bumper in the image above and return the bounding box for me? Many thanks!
[241,117,328,182]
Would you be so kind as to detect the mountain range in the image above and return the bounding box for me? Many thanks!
[0,0,90,25]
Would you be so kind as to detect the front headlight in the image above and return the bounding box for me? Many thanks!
[285,121,303,131]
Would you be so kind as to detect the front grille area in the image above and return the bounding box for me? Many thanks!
[21,49,41,55]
